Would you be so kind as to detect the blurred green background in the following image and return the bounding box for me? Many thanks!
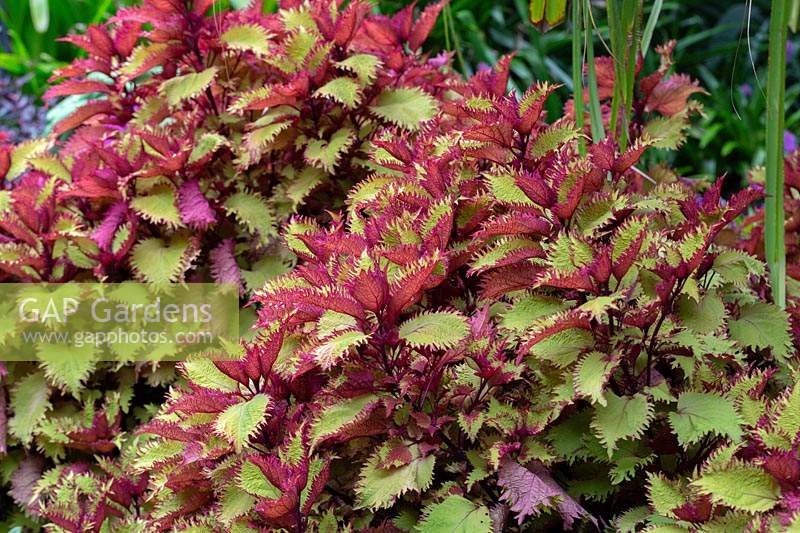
[1,0,797,186]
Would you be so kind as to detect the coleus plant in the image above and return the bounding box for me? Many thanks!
[629,376,800,532]
[740,149,800,347]
[1,0,452,288]
[569,40,706,153]
[33,57,795,532]
[0,0,454,529]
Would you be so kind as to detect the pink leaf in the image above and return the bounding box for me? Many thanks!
[178,180,216,229]
[498,459,594,530]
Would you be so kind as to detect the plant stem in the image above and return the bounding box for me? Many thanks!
[573,0,586,155]
[584,0,605,143]
[766,0,789,308]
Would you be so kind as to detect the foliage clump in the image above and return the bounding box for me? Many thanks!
[1,1,799,532]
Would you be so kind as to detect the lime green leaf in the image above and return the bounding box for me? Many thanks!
[646,473,688,517]
[310,394,379,448]
[9,139,49,180]
[642,111,691,150]
[712,250,766,286]
[399,311,470,350]
[8,371,50,445]
[668,391,743,448]
[304,127,355,172]
[224,192,274,245]
[370,88,438,130]
[728,302,792,358]
[220,24,271,56]
[38,343,96,395]
[313,329,370,369]
[591,393,653,456]
[215,393,271,452]
[238,460,282,499]
[131,185,182,228]
[530,123,580,158]
[218,486,255,523]
[189,132,227,164]
[485,172,534,205]
[130,235,193,285]
[315,77,361,109]
[416,495,491,533]
[134,440,184,470]
[574,351,615,406]
[692,462,780,512]
[501,295,567,332]
[183,358,239,392]
[336,54,382,84]
[676,291,725,334]
[357,447,435,510]
[160,67,218,107]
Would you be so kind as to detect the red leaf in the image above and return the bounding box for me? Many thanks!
[52,100,115,136]
[645,74,705,116]
[408,1,446,51]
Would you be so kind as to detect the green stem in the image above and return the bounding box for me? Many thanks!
[573,0,586,155]
[766,0,789,308]
[584,0,605,143]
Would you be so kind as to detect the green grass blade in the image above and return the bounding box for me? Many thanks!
[584,0,605,143]
[765,0,789,308]
[573,0,586,155]
[641,0,664,57]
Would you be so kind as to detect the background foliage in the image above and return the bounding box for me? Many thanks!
[4,1,798,185]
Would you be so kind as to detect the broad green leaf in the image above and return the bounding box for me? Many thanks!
[530,123,580,158]
[591,393,653,456]
[218,486,255,523]
[471,238,541,273]
[160,67,218,107]
[224,192,274,245]
[214,393,271,452]
[399,311,470,350]
[642,111,691,149]
[712,250,766,286]
[315,77,361,108]
[134,440,184,470]
[676,291,725,334]
[646,473,687,517]
[728,302,792,358]
[416,495,491,533]
[310,394,379,448]
[528,327,594,367]
[38,343,97,395]
[775,383,800,437]
[131,185,183,228]
[304,127,355,172]
[8,371,50,445]
[357,449,435,510]
[221,24,271,56]
[183,358,239,392]
[485,172,534,205]
[28,156,70,182]
[693,462,780,512]
[370,88,438,130]
[574,351,615,406]
[120,42,170,78]
[530,0,568,30]
[313,329,370,369]
[668,391,743,448]
[500,294,567,332]
[238,460,281,499]
[336,54,381,84]
[9,139,49,180]
[189,132,227,164]
[130,235,193,285]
